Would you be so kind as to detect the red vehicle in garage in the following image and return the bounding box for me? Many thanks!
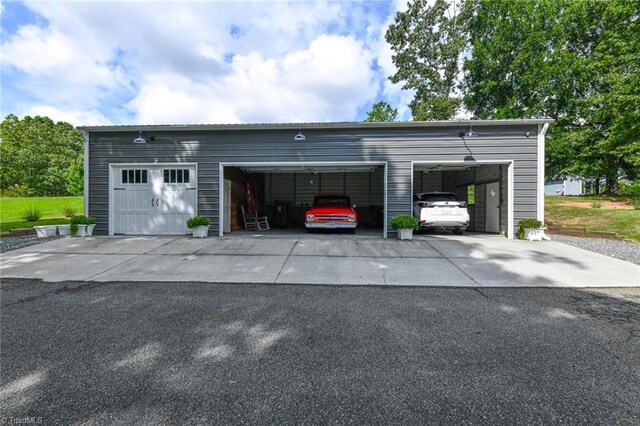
[305,194,358,233]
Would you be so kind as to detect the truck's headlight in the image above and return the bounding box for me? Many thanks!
[348,214,355,222]
[306,214,314,222]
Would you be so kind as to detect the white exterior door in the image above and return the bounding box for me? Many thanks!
[113,168,154,234]
[485,181,500,233]
[112,165,197,235]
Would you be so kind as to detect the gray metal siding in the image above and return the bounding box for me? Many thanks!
[88,124,540,237]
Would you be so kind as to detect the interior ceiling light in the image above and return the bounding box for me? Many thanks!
[294,129,306,141]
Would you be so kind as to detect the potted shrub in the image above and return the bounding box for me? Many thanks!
[517,218,548,241]
[70,215,96,237]
[187,216,211,238]
[390,214,419,240]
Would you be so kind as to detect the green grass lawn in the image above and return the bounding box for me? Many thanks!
[545,195,640,242]
[0,196,83,232]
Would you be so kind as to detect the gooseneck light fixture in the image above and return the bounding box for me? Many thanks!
[459,125,478,162]
[294,129,306,141]
[133,132,154,144]
[459,125,478,138]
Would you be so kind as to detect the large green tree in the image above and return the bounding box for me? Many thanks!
[462,0,561,119]
[385,0,466,120]
[387,0,639,192]
[364,101,398,122]
[589,0,640,181]
[0,114,84,196]
[462,0,639,192]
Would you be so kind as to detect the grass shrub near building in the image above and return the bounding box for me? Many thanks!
[0,196,83,232]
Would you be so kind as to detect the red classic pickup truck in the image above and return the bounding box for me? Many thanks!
[304,194,357,233]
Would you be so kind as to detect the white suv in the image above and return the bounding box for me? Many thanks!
[413,192,470,235]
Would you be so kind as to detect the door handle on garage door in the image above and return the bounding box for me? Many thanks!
[151,199,154,207]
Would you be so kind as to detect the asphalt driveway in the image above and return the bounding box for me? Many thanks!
[1,279,639,424]
[1,234,638,286]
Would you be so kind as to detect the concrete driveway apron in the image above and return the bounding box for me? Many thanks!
[1,234,638,287]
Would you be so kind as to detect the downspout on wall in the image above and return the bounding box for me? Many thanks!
[537,123,549,224]
[82,130,90,216]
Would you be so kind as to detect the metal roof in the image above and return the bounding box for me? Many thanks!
[79,119,553,132]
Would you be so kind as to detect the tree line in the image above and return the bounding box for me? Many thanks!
[376,0,639,193]
[0,114,84,197]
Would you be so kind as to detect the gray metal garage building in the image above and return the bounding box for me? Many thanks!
[79,119,551,239]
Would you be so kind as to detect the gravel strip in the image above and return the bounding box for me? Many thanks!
[0,235,61,253]
[552,234,640,265]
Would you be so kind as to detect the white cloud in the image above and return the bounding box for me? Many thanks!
[129,34,376,124]
[128,73,240,124]
[2,1,412,125]
[24,105,112,126]
[2,24,126,89]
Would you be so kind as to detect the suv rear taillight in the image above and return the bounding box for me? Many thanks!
[459,202,467,208]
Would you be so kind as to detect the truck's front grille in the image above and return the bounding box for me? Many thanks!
[313,214,351,222]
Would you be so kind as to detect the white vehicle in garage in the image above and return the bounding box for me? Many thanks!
[413,192,470,235]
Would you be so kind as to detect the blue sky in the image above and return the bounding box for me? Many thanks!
[1,0,413,126]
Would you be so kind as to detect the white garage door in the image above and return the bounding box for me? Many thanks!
[112,165,197,235]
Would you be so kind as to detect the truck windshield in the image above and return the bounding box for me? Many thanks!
[314,197,350,207]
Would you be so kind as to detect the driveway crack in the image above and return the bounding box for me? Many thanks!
[143,237,180,254]
[427,241,486,291]
[84,255,141,281]
[273,239,298,283]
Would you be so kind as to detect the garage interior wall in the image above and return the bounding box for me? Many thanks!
[413,171,443,193]
[223,167,268,231]
[223,167,384,231]
[413,164,509,234]
[264,169,384,207]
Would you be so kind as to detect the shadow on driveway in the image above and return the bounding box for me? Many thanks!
[1,279,639,424]
[1,235,638,287]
